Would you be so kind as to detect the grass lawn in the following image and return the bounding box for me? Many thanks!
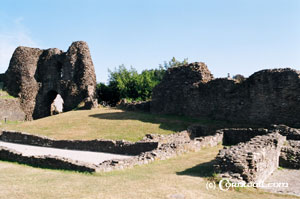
[0,145,296,199]
[0,108,297,199]
[1,108,222,142]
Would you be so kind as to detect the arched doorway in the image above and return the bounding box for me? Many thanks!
[47,90,64,116]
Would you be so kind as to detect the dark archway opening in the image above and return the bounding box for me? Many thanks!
[47,90,64,116]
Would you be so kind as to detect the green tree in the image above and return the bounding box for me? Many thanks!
[97,57,189,105]
[159,57,188,69]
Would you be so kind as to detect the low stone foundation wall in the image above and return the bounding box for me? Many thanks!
[96,130,224,172]
[221,128,270,145]
[275,125,300,169]
[272,124,300,140]
[0,129,223,172]
[0,146,96,172]
[280,140,300,169]
[214,132,285,183]
[0,130,158,155]
[4,125,299,174]
[187,124,217,139]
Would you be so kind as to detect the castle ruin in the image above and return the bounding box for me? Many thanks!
[151,62,300,127]
[0,41,98,120]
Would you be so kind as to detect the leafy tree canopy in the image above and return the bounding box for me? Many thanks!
[97,57,188,105]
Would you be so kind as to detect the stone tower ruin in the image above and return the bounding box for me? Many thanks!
[3,41,98,120]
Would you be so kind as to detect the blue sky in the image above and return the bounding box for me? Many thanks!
[0,0,299,83]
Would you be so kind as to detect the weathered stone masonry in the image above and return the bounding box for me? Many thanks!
[151,63,300,127]
[280,140,300,169]
[222,128,270,146]
[214,125,300,183]
[0,129,223,172]
[1,126,299,173]
[215,132,285,183]
[3,41,98,120]
[0,130,158,155]
[274,124,300,169]
[0,146,96,172]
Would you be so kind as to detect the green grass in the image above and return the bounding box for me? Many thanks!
[0,108,297,198]
[0,120,20,125]
[0,145,296,199]
[0,91,15,99]
[278,167,284,171]
[1,108,213,141]
[1,107,259,142]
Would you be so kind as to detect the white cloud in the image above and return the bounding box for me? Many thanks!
[0,17,39,73]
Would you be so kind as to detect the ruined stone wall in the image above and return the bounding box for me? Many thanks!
[274,125,300,169]
[272,124,300,140]
[0,99,25,121]
[0,129,223,172]
[0,146,96,172]
[3,41,98,120]
[215,132,286,183]
[280,140,300,169]
[151,64,300,127]
[221,128,270,145]
[90,130,224,172]
[151,62,213,115]
[0,130,158,155]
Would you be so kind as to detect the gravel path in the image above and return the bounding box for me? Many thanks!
[260,169,300,197]
[0,141,133,165]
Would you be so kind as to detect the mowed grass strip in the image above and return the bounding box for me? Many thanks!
[2,108,214,142]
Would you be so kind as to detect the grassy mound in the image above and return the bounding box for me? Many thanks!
[2,108,222,141]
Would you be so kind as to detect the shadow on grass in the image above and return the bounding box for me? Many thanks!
[89,109,253,133]
[176,159,216,177]
[89,110,225,133]
[0,159,94,174]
